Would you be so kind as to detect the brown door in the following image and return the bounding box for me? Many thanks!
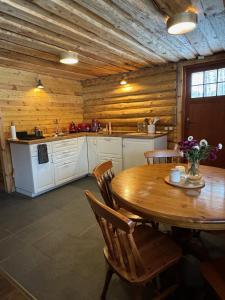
[184,63,225,168]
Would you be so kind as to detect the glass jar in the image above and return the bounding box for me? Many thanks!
[187,160,202,183]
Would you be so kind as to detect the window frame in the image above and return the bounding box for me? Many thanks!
[186,62,225,101]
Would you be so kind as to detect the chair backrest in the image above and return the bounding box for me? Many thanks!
[93,160,115,209]
[85,190,146,279]
[144,149,181,165]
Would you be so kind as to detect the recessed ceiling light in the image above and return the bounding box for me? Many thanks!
[167,12,197,35]
[60,51,79,65]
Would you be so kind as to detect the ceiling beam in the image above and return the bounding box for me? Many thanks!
[0,13,141,71]
[0,48,96,79]
[0,0,150,66]
[0,57,92,80]
[73,0,185,62]
[0,40,125,76]
[32,0,162,64]
[0,27,133,75]
[111,0,197,60]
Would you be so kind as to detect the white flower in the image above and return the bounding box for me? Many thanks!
[193,145,200,150]
[218,143,223,150]
[200,139,208,146]
[180,151,184,157]
[188,136,193,141]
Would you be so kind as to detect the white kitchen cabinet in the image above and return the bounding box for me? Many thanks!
[77,137,88,176]
[10,134,167,197]
[123,135,167,169]
[54,161,77,186]
[97,137,122,156]
[97,155,122,175]
[97,137,122,174]
[10,143,55,197]
[87,137,97,173]
[32,156,55,193]
[52,138,79,186]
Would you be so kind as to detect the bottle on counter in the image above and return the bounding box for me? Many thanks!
[10,121,17,140]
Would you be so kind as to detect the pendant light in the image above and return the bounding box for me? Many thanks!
[60,51,79,65]
[167,12,197,35]
[36,79,44,89]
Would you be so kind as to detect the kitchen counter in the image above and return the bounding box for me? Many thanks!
[8,131,167,145]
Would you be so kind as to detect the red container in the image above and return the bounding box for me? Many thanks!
[77,123,91,132]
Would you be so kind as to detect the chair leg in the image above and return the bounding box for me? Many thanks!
[101,266,113,300]
[151,221,159,230]
[133,285,145,300]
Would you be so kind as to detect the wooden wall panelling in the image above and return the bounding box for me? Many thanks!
[0,66,83,192]
[0,109,12,192]
[82,64,177,147]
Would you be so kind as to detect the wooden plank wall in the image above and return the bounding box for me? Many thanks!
[0,66,83,191]
[82,64,177,147]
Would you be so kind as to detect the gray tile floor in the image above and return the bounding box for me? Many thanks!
[0,176,224,300]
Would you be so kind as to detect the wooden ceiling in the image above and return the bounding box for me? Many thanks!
[0,0,224,80]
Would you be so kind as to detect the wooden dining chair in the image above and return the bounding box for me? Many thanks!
[93,160,153,225]
[201,257,225,299]
[85,190,182,300]
[144,149,181,165]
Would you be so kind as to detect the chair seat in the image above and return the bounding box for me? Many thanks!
[201,257,225,299]
[104,225,181,284]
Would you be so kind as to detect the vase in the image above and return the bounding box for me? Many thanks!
[187,160,202,183]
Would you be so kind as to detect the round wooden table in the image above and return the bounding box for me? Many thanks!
[111,164,225,230]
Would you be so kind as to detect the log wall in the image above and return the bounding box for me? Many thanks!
[82,64,177,147]
[0,66,83,191]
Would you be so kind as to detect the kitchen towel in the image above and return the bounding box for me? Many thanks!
[37,144,49,164]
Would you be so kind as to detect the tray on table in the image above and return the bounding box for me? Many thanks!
[164,176,205,189]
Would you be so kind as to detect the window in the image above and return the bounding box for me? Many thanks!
[191,67,225,98]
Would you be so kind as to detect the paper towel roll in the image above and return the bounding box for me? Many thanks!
[10,123,17,140]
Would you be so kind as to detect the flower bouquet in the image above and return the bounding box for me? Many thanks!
[178,136,222,183]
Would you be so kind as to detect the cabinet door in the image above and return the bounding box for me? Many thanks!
[111,158,122,175]
[97,155,122,175]
[123,139,154,169]
[87,137,97,173]
[77,137,88,176]
[97,137,122,157]
[32,157,55,193]
[54,162,76,186]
